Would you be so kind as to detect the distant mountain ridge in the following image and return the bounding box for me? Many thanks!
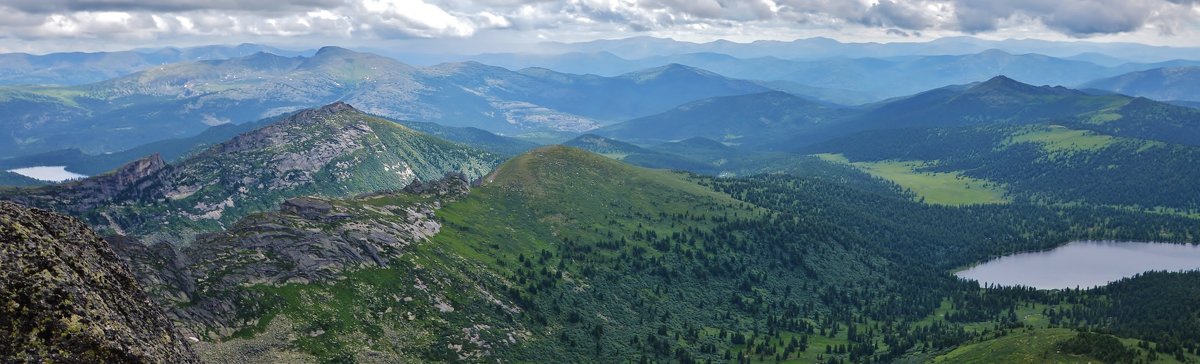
[0,47,767,157]
[0,43,309,85]
[540,35,1200,62]
[595,90,846,145]
[462,48,1200,102]
[596,76,1200,151]
[1082,66,1200,103]
[843,75,1200,146]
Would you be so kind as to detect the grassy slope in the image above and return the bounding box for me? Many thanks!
[935,327,1200,364]
[217,146,861,362]
[0,171,48,187]
[429,147,889,362]
[933,328,1093,364]
[1004,125,1118,153]
[814,153,1007,206]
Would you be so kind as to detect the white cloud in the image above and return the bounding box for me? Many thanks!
[0,0,1196,53]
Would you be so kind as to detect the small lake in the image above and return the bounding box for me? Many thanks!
[956,241,1200,289]
[7,166,87,182]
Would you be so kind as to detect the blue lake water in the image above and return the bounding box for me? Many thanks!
[955,241,1200,289]
[7,166,87,182]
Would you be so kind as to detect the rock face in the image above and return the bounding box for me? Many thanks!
[0,154,167,215]
[108,173,470,339]
[402,171,471,196]
[0,201,198,363]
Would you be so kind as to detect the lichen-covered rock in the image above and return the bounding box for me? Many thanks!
[0,201,198,363]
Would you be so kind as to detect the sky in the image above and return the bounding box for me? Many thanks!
[0,0,1198,54]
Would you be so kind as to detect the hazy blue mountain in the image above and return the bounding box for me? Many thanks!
[595,75,1200,151]
[0,47,772,158]
[458,49,1192,102]
[455,51,638,76]
[516,63,770,120]
[543,35,1200,62]
[395,120,540,156]
[1081,67,1200,102]
[594,91,846,145]
[1064,52,1134,67]
[0,43,308,85]
[722,50,1117,99]
[562,134,842,178]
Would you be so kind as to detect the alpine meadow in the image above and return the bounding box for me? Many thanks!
[2,1,1200,363]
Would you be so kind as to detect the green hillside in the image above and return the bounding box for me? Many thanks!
[0,171,46,187]
[173,146,1200,363]
[808,123,1200,213]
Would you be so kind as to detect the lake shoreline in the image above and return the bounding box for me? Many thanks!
[955,240,1200,290]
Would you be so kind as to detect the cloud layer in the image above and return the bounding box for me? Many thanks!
[0,0,1196,50]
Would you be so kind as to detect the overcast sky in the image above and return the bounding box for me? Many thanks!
[1,0,1198,54]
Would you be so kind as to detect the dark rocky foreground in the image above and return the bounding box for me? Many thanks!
[0,201,198,363]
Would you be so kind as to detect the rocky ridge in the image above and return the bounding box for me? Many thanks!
[1,102,502,245]
[0,201,198,363]
[110,173,473,340]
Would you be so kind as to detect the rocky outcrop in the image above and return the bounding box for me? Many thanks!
[0,154,166,214]
[402,171,471,198]
[109,175,462,339]
[0,201,197,363]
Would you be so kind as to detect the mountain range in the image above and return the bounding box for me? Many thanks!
[6,37,1200,363]
[9,142,1200,362]
[0,47,767,157]
[537,35,1200,62]
[601,75,1200,150]
[1082,66,1200,103]
[462,49,1200,102]
[0,43,308,85]
[595,91,844,145]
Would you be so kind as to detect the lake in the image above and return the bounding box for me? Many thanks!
[955,241,1200,289]
[7,166,87,182]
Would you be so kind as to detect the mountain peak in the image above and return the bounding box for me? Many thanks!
[977,49,1012,57]
[285,102,360,124]
[485,145,618,187]
[982,75,1019,85]
[968,75,1077,97]
[970,75,1039,93]
[314,45,356,56]
[624,63,714,81]
[318,101,357,113]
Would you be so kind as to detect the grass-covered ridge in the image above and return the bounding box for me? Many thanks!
[1003,125,1118,153]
